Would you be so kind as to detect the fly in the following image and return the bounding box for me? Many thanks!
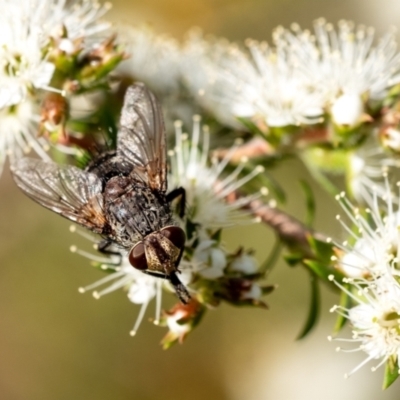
[11,83,190,303]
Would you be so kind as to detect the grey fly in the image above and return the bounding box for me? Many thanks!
[11,83,190,303]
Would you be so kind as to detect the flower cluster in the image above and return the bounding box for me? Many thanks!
[0,0,123,175]
[73,116,274,347]
[181,20,400,148]
[329,174,400,380]
[118,26,198,131]
[119,25,181,95]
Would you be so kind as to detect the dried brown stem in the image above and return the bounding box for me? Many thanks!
[229,194,327,257]
[213,137,275,161]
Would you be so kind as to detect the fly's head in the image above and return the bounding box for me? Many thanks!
[128,226,190,303]
[128,226,186,275]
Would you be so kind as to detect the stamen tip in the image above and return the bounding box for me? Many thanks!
[268,199,277,208]
[78,287,85,293]
[174,120,183,128]
[93,291,100,299]
[130,330,136,337]
[70,245,77,253]
[255,165,265,173]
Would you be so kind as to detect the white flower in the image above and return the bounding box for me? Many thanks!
[331,93,364,126]
[182,31,251,129]
[0,0,112,174]
[347,136,400,204]
[339,239,378,278]
[119,25,181,94]
[182,31,324,129]
[165,309,191,336]
[333,182,400,278]
[230,252,258,274]
[44,0,111,46]
[0,2,53,107]
[277,19,400,107]
[0,100,50,174]
[70,236,162,336]
[241,283,263,300]
[118,26,198,131]
[193,240,227,279]
[0,0,111,106]
[329,274,400,377]
[169,115,265,230]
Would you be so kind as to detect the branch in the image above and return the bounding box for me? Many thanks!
[233,195,327,257]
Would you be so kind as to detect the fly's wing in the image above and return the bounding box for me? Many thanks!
[117,83,167,192]
[11,158,107,233]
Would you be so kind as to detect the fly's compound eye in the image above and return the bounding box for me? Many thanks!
[160,226,186,250]
[128,242,148,270]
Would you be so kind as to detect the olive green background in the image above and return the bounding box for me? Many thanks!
[1,1,400,399]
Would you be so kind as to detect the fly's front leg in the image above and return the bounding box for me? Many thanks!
[96,239,123,265]
[166,187,186,218]
[142,270,169,279]
[143,270,191,304]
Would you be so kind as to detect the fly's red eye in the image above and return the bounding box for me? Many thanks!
[128,242,148,270]
[161,226,186,249]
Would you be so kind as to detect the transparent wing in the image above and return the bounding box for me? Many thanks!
[11,158,107,233]
[117,83,167,192]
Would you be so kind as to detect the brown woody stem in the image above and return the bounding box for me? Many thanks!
[239,197,327,257]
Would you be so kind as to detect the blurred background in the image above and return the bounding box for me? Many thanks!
[1,0,400,399]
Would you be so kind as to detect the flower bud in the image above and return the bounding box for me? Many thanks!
[230,252,258,274]
[331,93,363,126]
[194,240,227,279]
[160,300,205,349]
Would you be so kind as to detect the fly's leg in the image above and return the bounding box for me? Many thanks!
[169,271,191,304]
[96,239,123,265]
[166,187,186,218]
[143,271,169,279]
[142,269,191,304]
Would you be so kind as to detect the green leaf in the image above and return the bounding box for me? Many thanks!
[307,235,334,264]
[283,252,304,267]
[383,356,400,389]
[299,180,316,227]
[301,153,340,196]
[333,282,351,333]
[297,272,320,339]
[303,259,344,285]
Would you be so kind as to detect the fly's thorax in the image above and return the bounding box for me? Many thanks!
[128,226,186,274]
[104,176,174,247]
